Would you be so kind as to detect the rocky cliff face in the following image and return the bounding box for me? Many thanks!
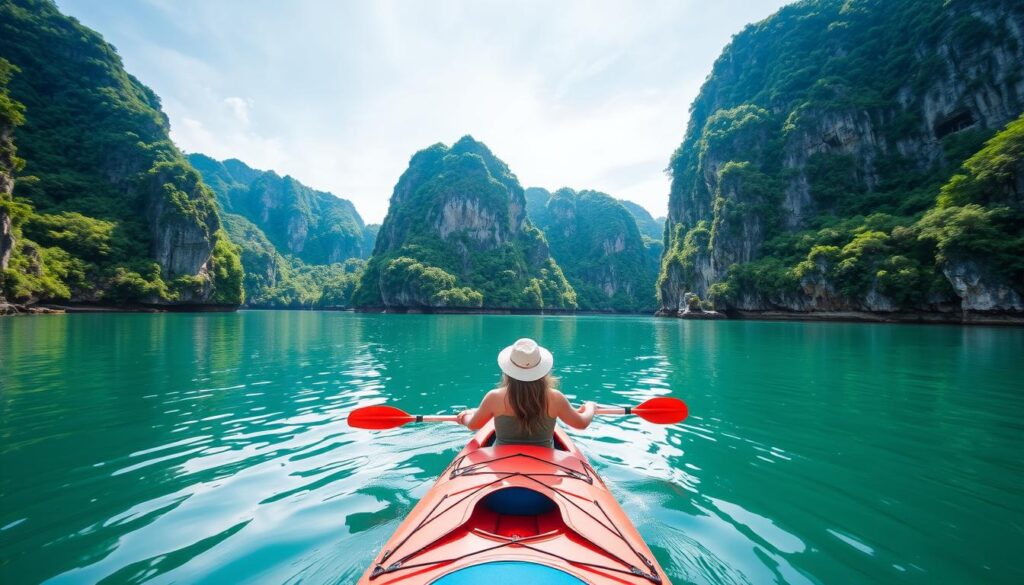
[617,199,666,241]
[188,154,373,264]
[527,187,658,311]
[355,136,576,310]
[374,138,525,254]
[660,0,1024,319]
[0,58,22,278]
[943,260,1023,312]
[221,213,281,289]
[0,210,10,272]
[143,166,217,279]
[187,155,369,308]
[0,115,15,274]
[0,0,242,306]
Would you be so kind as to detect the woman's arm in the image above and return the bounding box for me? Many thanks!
[553,391,595,430]
[457,390,497,430]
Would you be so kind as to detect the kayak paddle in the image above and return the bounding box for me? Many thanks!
[347,396,688,430]
[347,405,459,430]
[594,396,688,424]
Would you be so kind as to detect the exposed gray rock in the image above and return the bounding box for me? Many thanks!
[357,137,575,310]
[0,163,12,271]
[1,95,15,274]
[146,200,214,279]
[437,197,504,246]
[863,285,898,313]
[943,260,1024,312]
[0,210,11,271]
[143,167,217,302]
[678,292,726,319]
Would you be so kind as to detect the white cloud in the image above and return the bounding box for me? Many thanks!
[57,0,793,223]
[223,97,251,126]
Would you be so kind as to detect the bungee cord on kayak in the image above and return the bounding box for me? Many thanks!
[369,453,661,582]
[349,339,689,583]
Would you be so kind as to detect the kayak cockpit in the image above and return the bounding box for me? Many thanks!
[468,487,563,540]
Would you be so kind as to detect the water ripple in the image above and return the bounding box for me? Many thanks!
[0,313,1021,584]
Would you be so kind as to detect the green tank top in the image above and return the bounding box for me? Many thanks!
[493,414,557,448]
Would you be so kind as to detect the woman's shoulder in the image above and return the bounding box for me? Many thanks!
[547,388,569,405]
[484,387,506,406]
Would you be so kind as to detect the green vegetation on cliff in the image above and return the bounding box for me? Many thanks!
[0,58,21,174]
[354,137,576,310]
[0,0,242,305]
[660,0,1024,314]
[919,116,1024,286]
[189,154,371,308]
[713,112,1024,310]
[188,154,374,263]
[527,187,658,311]
[617,199,665,241]
[218,212,364,308]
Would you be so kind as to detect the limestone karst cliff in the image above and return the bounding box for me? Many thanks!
[0,59,20,280]
[617,199,665,242]
[659,0,1024,321]
[527,187,658,311]
[0,0,242,306]
[189,154,371,307]
[188,154,374,264]
[354,136,576,310]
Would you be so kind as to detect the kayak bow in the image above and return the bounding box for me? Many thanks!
[357,421,669,584]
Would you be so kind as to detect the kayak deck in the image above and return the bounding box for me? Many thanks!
[359,422,667,584]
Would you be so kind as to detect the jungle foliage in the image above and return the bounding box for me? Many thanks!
[0,0,242,305]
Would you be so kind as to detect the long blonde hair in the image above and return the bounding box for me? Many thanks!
[502,373,557,434]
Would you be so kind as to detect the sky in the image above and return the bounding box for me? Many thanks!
[57,0,791,224]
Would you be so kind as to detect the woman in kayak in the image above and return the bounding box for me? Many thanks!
[457,338,596,447]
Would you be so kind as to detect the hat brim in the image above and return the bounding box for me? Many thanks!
[497,345,554,382]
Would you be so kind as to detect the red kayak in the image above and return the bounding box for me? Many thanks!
[358,420,669,584]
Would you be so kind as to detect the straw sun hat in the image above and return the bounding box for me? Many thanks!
[497,338,553,382]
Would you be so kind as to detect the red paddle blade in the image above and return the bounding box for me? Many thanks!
[633,397,688,424]
[347,405,414,430]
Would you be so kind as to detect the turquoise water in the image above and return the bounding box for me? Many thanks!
[0,312,1022,584]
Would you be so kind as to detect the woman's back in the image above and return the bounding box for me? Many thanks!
[457,338,596,445]
[493,414,557,447]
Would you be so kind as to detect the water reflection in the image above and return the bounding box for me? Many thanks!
[0,314,1022,584]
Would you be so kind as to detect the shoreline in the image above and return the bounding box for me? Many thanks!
[1,301,239,316]
[721,309,1024,326]
[240,306,353,312]
[352,306,652,316]
[356,306,1024,325]
[4,302,1023,325]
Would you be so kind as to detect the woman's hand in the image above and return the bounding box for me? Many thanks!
[456,409,474,427]
[572,401,597,427]
[555,394,595,430]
